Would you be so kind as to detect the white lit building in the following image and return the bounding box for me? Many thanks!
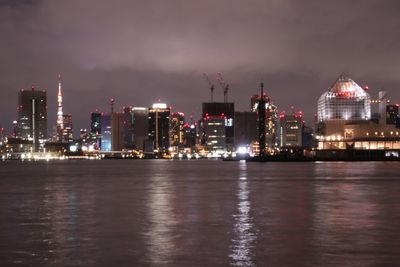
[317,73,371,122]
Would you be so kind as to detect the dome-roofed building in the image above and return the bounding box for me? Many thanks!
[317,73,371,122]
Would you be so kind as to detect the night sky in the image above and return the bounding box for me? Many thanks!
[1,0,400,134]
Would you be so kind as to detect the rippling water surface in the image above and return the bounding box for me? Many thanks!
[1,160,400,266]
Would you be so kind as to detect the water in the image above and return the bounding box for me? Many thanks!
[1,160,400,266]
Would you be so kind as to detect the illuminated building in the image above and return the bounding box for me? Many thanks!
[386,104,399,125]
[61,114,73,142]
[279,110,304,148]
[251,92,278,148]
[148,103,170,154]
[123,107,134,149]
[100,114,111,151]
[132,107,149,151]
[202,116,226,152]
[17,86,47,151]
[91,112,101,135]
[112,112,124,151]
[315,74,400,152]
[317,73,371,122]
[56,75,64,142]
[201,102,234,153]
[90,112,102,148]
[234,111,257,147]
[170,112,185,150]
[183,123,196,148]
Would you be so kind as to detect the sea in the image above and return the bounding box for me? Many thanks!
[0,160,400,266]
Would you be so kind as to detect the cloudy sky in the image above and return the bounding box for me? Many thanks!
[1,0,399,134]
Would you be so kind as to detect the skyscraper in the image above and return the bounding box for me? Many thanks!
[90,112,102,149]
[100,114,111,151]
[234,111,257,147]
[148,103,170,154]
[61,114,73,142]
[112,112,124,151]
[132,107,149,151]
[201,102,234,153]
[170,112,185,150]
[251,91,278,148]
[280,110,304,148]
[123,107,134,149]
[17,86,47,151]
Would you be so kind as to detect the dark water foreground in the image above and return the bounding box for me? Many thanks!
[0,160,400,266]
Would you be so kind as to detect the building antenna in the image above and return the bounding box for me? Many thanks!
[110,98,115,114]
[57,74,64,142]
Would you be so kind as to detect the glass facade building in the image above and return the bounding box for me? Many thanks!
[317,73,371,122]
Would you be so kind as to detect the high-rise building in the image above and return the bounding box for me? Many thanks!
[317,73,371,122]
[280,110,304,148]
[90,112,102,149]
[251,93,278,148]
[148,103,170,154]
[132,107,149,151]
[386,104,399,125]
[112,112,124,151]
[123,107,134,149]
[100,114,111,151]
[183,123,197,148]
[201,102,234,153]
[234,111,257,147]
[91,112,101,134]
[61,114,73,142]
[17,86,47,151]
[170,112,185,150]
[202,115,226,152]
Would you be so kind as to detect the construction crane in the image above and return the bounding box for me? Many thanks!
[203,73,214,102]
[216,72,229,103]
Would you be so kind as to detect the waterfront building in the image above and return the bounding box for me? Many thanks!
[201,102,234,153]
[386,104,399,125]
[251,93,279,148]
[17,86,47,151]
[317,73,371,122]
[148,103,170,154]
[90,112,102,148]
[123,107,134,149]
[315,74,400,152]
[183,123,197,149]
[112,112,125,151]
[170,112,185,151]
[202,115,226,153]
[61,114,73,142]
[100,114,111,151]
[234,111,257,148]
[132,107,149,151]
[279,110,304,148]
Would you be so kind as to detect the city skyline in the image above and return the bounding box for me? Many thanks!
[1,0,400,133]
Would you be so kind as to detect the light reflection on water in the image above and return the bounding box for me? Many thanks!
[230,161,257,266]
[145,171,177,265]
[1,160,400,266]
